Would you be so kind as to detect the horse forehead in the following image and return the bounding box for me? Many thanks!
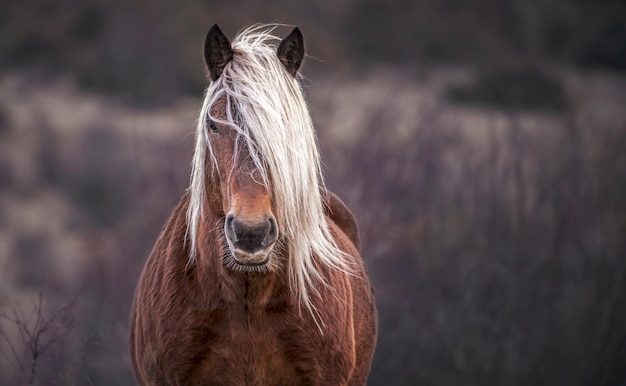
[209,96,229,117]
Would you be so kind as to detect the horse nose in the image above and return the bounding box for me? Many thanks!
[225,213,278,253]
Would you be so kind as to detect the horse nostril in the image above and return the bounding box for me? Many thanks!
[225,213,237,242]
[265,215,278,247]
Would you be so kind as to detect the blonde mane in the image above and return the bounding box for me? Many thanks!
[186,25,351,317]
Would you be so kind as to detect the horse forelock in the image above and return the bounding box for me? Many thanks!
[186,25,353,320]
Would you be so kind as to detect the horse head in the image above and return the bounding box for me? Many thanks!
[200,25,304,270]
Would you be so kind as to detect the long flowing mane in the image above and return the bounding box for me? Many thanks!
[186,25,352,316]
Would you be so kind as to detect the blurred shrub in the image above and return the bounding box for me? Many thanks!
[0,1,106,69]
[1,0,624,107]
[343,0,626,72]
[11,233,55,288]
[319,79,626,384]
[59,128,131,227]
[0,105,9,136]
[445,67,567,112]
[68,3,106,42]
[76,14,183,107]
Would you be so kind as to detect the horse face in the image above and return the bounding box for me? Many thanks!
[201,24,306,270]
[208,98,278,268]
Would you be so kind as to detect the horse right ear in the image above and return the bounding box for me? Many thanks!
[204,24,233,81]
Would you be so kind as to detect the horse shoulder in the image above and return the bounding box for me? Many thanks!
[323,190,361,251]
[322,192,378,385]
[130,192,196,383]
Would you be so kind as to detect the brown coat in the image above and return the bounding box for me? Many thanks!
[129,191,377,385]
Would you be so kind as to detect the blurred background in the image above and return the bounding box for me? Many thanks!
[1,0,625,385]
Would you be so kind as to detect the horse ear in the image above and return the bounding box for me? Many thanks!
[204,24,233,81]
[277,27,304,77]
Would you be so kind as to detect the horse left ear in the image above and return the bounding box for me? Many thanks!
[277,27,304,77]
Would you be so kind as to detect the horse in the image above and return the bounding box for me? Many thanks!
[129,24,377,385]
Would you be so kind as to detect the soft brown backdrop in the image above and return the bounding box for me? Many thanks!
[1,1,625,385]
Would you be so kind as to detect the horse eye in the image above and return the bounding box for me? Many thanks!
[208,120,220,134]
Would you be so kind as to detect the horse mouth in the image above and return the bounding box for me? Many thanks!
[232,250,271,266]
[223,242,274,273]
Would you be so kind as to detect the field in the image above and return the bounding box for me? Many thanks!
[1,65,625,385]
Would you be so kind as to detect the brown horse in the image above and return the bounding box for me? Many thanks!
[129,24,377,385]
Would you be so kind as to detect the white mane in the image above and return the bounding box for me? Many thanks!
[186,25,352,317]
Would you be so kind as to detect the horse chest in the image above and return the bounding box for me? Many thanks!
[193,307,324,385]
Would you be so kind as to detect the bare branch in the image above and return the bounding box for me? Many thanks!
[0,292,77,385]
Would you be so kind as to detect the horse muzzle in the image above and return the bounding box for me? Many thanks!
[224,213,278,265]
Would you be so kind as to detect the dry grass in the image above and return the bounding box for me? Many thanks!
[0,66,625,385]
